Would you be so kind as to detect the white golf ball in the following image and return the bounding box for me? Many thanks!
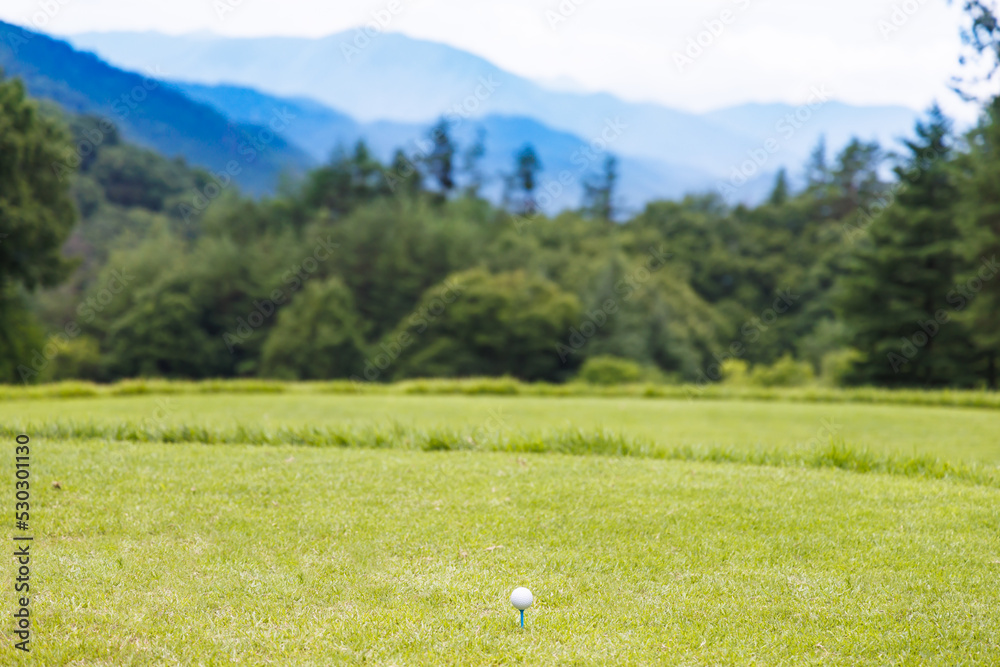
[510,587,533,610]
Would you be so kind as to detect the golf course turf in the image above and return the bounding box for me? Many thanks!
[2,385,997,664]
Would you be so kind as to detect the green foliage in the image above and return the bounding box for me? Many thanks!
[5,72,1000,392]
[0,285,46,383]
[954,97,1000,388]
[0,76,76,289]
[90,145,193,211]
[835,106,977,386]
[577,355,643,385]
[819,348,863,387]
[508,143,542,214]
[723,356,818,389]
[260,278,367,379]
[38,335,105,382]
[720,358,750,385]
[745,354,816,387]
[316,198,485,339]
[0,77,77,381]
[300,141,390,218]
[422,118,456,197]
[582,155,619,220]
[386,269,581,382]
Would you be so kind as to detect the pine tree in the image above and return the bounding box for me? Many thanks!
[423,118,456,198]
[462,127,486,198]
[955,96,1000,388]
[804,136,830,190]
[513,144,542,215]
[834,106,977,386]
[582,155,619,220]
[768,168,790,206]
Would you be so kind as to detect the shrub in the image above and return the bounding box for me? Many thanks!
[39,336,106,382]
[748,354,815,387]
[577,355,643,385]
[720,359,750,385]
[820,348,863,387]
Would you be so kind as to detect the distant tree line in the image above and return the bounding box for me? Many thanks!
[2,3,1000,388]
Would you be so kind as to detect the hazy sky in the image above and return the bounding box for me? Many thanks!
[2,0,988,120]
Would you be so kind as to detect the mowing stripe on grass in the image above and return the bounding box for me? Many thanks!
[2,420,995,488]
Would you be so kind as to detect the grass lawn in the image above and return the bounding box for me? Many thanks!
[2,392,999,664]
[3,393,999,463]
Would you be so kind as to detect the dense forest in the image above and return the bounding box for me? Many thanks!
[2,4,1000,389]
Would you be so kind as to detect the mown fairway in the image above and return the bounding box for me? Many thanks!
[2,391,999,665]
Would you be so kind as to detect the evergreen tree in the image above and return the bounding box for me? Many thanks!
[768,168,790,206]
[302,141,388,218]
[955,96,1000,388]
[829,139,884,218]
[512,144,542,215]
[462,127,486,198]
[834,106,976,386]
[804,137,830,190]
[422,118,456,198]
[388,149,424,199]
[583,155,619,220]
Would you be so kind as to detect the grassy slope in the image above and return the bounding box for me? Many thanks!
[4,441,998,665]
[3,393,999,464]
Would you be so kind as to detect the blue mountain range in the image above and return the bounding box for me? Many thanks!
[1,21,924,209]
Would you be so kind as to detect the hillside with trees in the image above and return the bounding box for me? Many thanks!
[2,0,1000,389]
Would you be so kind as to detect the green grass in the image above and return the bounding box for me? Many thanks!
[3,389,999,664]
[4,440,999,664]
[3,392,999,465]
[2,377,1000,410]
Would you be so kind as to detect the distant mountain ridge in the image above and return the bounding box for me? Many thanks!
[0,21,312,194]
[174,81,718,214]
[0,22,924,207]
[64,29,922,188]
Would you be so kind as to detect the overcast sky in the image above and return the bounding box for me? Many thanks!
[2,0,989,121]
